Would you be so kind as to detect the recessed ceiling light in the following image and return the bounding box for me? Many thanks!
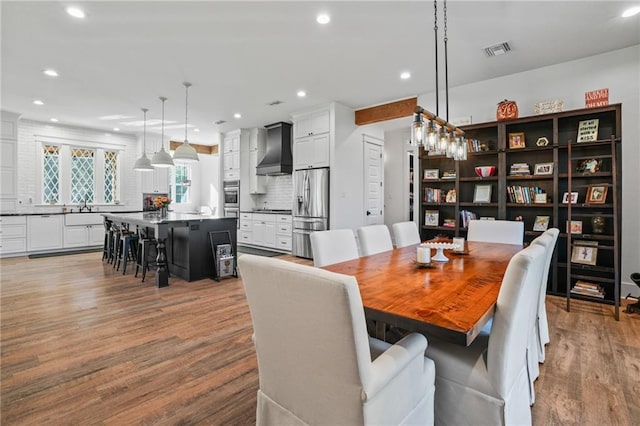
[50,118,59,122]
[317,14,330,24]
[297,90,307,98]
[234,113,242,119]
[33,100,44,105]
[194,128,200,132]
[400,71,411,80]
[622,6,640,17]
[113,127,120,132]
[43,69,59,77]
[66,7,85,19]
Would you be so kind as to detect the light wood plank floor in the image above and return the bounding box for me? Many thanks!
[1,252,638,425]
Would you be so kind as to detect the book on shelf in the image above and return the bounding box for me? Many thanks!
[467,138,489,153]
[459,210,478,228]
[443,218,456,228]
[423,187,442,203]
[506,185,545,204]
[571,280,605,298]
[509,163,531,176]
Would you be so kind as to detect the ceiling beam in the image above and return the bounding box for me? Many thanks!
[170,141,218,155]
[354,97,417,126]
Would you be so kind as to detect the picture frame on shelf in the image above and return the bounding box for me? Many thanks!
[424,210,439,227]
[533,216,550,231]
[571,241,598,266]
[586,185,608,204]
[566,220,583,234]
[577,158,602,173]
[473,184,492,203]
[534,193,548,204]
[576,119,599,143]
[508,132,526,149]
[423,169,439,179]
[536,136,550,146]
[534,162,554,175]
[562,191,579,204]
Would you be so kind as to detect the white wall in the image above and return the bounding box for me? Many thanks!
[14,119,140,214]
[413,45,640,295]
[330,102,386,230]
[383,127,415,242]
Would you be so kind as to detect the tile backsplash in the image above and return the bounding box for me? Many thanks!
[254,174,293,210]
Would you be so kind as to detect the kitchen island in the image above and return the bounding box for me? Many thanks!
[102,212,237,287]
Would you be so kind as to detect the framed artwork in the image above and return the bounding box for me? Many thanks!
[534,193,548,204]
[562,192,578,204]
[424,210,439,226]
[576,158,602,173]
[508,132,526,149]
[571,241,598,266]
[473,184,492,203]
[566,220,583,234]
[586,185,608,204]
[534,162,554,175]
[536,136,550,147]
[533,216,550,231]
[576,119,599,143]
[423,169,439,179]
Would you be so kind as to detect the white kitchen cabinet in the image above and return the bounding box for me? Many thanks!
[294,109,330,138]
[294,134,330,170]
[275,214,292,251]
[141,167,169,193]
[28,215,63,251]
[0,215,27,255]
[252,213,276,248]
[1,111,20,213]
[63,213,104,248]
[223,131,241,181]
[239,213,253,245]
[249,150,267,194]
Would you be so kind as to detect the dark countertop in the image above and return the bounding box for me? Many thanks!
[1,210,142,217]
[242,209,292,215]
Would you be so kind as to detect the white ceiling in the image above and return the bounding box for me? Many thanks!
[2,1,639,145]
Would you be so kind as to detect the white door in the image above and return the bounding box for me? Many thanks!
[363,138,384,225]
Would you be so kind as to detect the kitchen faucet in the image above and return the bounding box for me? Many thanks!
[78,198,92,213]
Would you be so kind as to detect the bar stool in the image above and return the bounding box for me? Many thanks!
[102,221,114,261]
[110,224,123,265]
[134,227,169,283]
[115,228,139,274]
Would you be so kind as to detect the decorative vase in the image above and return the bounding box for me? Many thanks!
[160,206,168,218]
[591,215,605,234]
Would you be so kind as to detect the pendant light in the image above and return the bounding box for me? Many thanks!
[172,81,199,162]
[151,96,175,167]
[133,108,154,171]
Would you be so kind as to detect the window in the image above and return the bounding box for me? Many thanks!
[39,141,121,205]
[42,145,60,203]
[70,148,95,204]
[104,151,118,204]
[172,164,191,204]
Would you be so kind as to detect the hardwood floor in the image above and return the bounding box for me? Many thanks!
[1,252,638,425]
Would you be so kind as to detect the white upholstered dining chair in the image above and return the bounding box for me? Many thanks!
[425,244,546,425]
[467,219,524,245]
[531,228,559,363]
[356,224,394,256]
[238,254,436,426]
[310,229,360,267]
[392,221,421,248]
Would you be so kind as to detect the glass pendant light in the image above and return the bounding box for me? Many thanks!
[133,108,154,171]
[425,120,437,151]
[151,96,175,167]
[438,127,448,154]
[172,82,199,162]
[410,112,426,146]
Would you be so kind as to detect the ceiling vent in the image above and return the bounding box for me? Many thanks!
[267,100,284,106]
[214,120,226,125]
[484,42,511,57]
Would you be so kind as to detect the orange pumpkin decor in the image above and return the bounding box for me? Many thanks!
[496,99,519,121]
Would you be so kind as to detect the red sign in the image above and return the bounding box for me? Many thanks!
[585,88,609,108]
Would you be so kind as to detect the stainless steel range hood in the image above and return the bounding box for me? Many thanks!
[257,122,292,175]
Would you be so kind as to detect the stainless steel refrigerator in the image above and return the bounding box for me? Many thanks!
[292,167,329,258]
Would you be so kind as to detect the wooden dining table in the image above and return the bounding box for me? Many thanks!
[322,241,523,346]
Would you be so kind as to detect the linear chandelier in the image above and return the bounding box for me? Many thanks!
[411,0,467,161]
